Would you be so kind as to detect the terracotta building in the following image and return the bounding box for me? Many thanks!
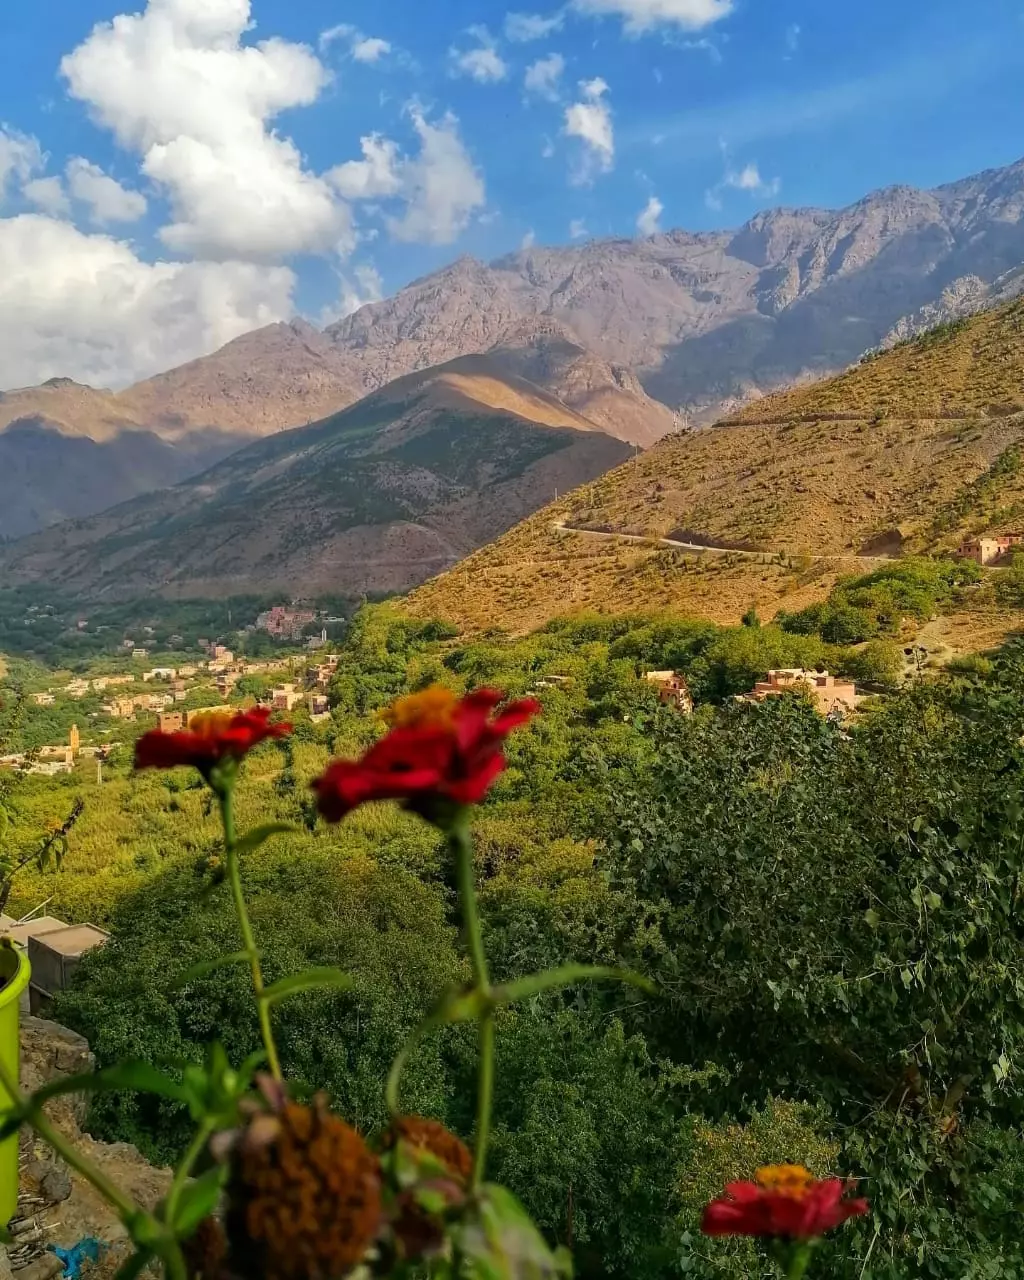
[644,670,694,714]
[958,534,1024,565]
[742,669,859,717]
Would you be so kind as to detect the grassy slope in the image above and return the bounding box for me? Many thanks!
[404,300,1024,636]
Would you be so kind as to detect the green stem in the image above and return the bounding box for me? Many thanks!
[163,1118,215,1229]
[784,1242,815,1280]
[220,789,282,1081]
[451,818,493,1192]
[0,1054,141,1225]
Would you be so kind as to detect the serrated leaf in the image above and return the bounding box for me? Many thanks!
[496,964,656,1005]
[233,823,296,858]
[168,1167,225,1235]
[175,951,252,987]
[262,968,353,1006]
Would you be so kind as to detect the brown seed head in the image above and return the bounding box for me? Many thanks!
[227,1099,382,1280]
[385,1116,473,1183]
[182,1217,228,1280]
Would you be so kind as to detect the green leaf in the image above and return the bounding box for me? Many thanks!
[864,908,880,928]
[174,951,252,986]
[30,1062,191,1110]
[495,964,656,1005]
[168,1167,225,1235]
[232,823,297,858]
[262,967,353,1006]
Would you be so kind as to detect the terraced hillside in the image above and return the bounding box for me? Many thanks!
[404,301,1024,634]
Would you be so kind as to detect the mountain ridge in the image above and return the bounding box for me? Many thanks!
[0,356,632,597]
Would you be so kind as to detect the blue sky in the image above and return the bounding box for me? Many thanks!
[0,0,1022,389]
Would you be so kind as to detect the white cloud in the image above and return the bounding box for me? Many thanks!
[569,217,587,239]
[504,11,565,41]
[705,159,780,210]
[66,157,147,224]
[636,193,663,236]
[564,77,613,182]
[0,213,293,388]
[524,53,565,100]
[0,127,44,199]
[23,176,70,217]
[319,23,391,63]
[319,263,384,325]
[541,135,556,159]
[61,0,349,262]
[785,23,801,54]
[450,29,508,83]
[387,107,486,244]
[521,229,536,249]
[328,135,403,200]
[352,37,392,63]
[572,0,733,34]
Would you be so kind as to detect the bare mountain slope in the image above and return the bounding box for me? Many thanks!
[325,157,1024,419]
[404,298,1024,635]
[0,358,631,597]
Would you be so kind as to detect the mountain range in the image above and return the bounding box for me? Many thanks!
[6,154,1024,586]
[0,357,630,597]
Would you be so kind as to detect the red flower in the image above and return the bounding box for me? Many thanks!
[312,687,539,824]
[135,707,291,780]
[701,1165,868,1240]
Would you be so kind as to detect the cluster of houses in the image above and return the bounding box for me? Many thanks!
[644,667,860,721]
[0,724,106,776]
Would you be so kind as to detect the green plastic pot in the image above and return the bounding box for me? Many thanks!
[0,944,30,1225]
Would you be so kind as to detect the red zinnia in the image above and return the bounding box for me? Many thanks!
[135,707,291,779]
[312,686,539,823]
[701,1165,868,1240]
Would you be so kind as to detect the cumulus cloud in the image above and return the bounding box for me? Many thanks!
[319,23,391,62]
[564,77,613,182]
[450,28,508,83]
[66,157,147,224]
[387,107,486,244]
[524,53,565,100]
[504,11,566,41]
[0,213,294,388]
[572,0,732,34]
[705,159,780,210]
[0,127,44,198]
[636,194,663,236]
[61,0,349,261]
[329,136,403,200]
[23,176,71,217]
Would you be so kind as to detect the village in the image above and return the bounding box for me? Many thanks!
[1,605,339,776]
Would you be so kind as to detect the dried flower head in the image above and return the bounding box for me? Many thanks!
[182,1217,228,1280]
[384,1115,473,1184]
[226,1096,382,1280]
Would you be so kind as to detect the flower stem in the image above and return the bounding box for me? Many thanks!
[163,1118,215,1229]
[219,789,282,1081]
[784,1243,815,1280]
[451,816,493,1192]
[0,1053,142,1226]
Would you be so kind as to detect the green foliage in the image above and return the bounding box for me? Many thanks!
[779,558,981,642]
[14,604,1024,1278]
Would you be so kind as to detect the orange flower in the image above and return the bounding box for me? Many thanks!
[385,1115,473,1184]
[312,687,539,825]
[135,708,290,781]
[701,1165,868,1240]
